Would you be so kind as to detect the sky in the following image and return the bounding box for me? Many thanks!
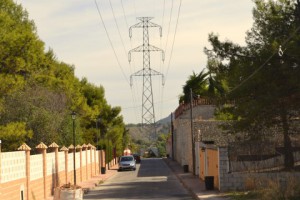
[18,0,254,124]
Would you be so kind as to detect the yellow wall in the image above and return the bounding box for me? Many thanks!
[207,148,219,188]
[199,149,205,180]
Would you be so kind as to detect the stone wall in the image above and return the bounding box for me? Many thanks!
[173,102,300,192]
[218,147,300,191]
[173,104,216,173]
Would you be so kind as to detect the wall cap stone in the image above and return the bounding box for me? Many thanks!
[36,142,48,149]
[48,142,59,148]
[60,146,69,151]
[17,143,31,151]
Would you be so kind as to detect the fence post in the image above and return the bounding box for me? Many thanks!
[49,143,59,188]
[82,144,88,180]
[68,144,76,185]
[88,144,93,178]
[94,147,97,175]
[36,142,48,200]
[78,145,83,182]
[18,143,31,200]
[60,146,69,184]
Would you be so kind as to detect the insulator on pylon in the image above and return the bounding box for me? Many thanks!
[128,52,131,62]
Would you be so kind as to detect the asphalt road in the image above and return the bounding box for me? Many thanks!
[83,158,195,200]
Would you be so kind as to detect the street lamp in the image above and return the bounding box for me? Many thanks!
[71,111,77,186]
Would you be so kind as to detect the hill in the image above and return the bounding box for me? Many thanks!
[126,114,171,143]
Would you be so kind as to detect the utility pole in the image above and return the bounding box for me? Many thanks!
[190,88,196,175]
[171,112,175,160]
[129,17,164,139]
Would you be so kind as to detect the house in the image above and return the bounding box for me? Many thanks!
[169,97,300,191]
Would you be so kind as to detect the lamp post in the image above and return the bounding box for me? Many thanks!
[71,111,77,186]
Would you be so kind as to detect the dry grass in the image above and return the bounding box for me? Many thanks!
[230,175,300,200]
[260,176,300,200]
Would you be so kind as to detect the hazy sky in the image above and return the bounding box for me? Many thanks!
[18,0,254,124]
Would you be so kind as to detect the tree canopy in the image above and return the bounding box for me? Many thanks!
[202,0,300,170]
[0,0,127,155]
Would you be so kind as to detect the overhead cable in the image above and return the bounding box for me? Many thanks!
[108,0,128,57]
[228,25,300,94]
[164,0,182,84]
[94,0,130,85]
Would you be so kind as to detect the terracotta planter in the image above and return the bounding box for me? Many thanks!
[54,185,83,200]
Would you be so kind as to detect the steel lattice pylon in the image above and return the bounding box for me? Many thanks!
[129,17,164,137]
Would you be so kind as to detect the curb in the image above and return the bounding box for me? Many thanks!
[163,159,200,200]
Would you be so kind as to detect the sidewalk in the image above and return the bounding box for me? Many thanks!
[78,164,119,193]
[164,158,229,200]
[47,165,119,200]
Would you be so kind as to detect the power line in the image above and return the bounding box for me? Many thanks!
[121,0,129,29]
[158,0,167,121]
[159,0,182,121]
[94,0,130,85]
[161,0,166,28]
[108,0,128,57]
[110,0,140,123]
[228,25,300,94]
[120,0,140,123]
[122,96,178,110]
[164,0,182,84]
[164,0,174,55]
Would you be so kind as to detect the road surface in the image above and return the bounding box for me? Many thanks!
[83,158,195,200]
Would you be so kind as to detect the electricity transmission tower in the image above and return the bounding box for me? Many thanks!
[128,17,164,137]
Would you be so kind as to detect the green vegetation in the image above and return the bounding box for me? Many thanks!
[179,68,225,103]
[181,0,300,170]
[0,0,128,155]
[126,116,171,156]
[156,133,169,157]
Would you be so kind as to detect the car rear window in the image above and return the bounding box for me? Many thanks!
[121,156,133,161]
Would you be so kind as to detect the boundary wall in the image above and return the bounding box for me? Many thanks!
[172,100,300,192]
[0,142,107,200]
[218,147,300,191]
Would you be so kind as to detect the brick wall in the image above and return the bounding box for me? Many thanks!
[0,144,107,200]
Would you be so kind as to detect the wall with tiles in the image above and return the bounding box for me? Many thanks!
[0,147,106,200]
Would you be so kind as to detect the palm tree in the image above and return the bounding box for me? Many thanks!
[179,68,225,103]
[180,69,208,103]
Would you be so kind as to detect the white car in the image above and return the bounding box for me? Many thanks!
[118,155,136,171]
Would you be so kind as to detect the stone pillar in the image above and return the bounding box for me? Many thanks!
[68,144,76,185]
[101,150,106,173]
[94,147,98,175]
[36,142,48,200]
[60,146,69,184]
[75,145,82,182]
[88,144,93,177]
[99,150,102,169]
[218,147,229,191]
[82,144,88,180]
[18,143,31,200]
[49,143,59,187]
